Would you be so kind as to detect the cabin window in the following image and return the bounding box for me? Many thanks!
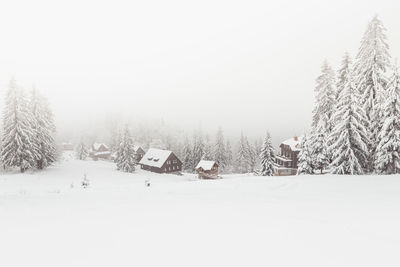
[173,160,177,164]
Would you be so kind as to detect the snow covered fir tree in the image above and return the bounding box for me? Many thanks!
[29,86,57,169]
[328,59,369,174]
[375,63,400,174]
[259,132,275,176]
[115,126,137,173]
[1,78,57,173]
[354,16,391,171]
[296,16,400,176]
[297,134,314,175]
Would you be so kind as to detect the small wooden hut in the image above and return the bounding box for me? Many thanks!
[195,160,219,179]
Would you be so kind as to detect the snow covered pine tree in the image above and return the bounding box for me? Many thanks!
[329,58,369,174]
[29,86,57,169]
[354,16,391,171]
[116,126,136,173]
[259,132,275,176]
[297,133,314,175]
[1,78,37,172]
[310,61,336,173]
[375,63,400,174]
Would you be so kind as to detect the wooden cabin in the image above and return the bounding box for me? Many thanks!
[139,148,182,173]
[275,136,302,176]
[195,160,219,179]
[133,146,145,162]
[89,143,111,160]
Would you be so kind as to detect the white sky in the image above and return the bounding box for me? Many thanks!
[0,0,399,142]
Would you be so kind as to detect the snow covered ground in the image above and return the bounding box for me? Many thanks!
[1,152,400,267]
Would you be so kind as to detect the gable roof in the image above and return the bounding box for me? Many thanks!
[93,143,109,151]
[196,160,218,171]
[133,145,145,154]
[139,148,174,168]
[281,136,303,151]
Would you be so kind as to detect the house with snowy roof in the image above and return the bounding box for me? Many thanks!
[89,143,111,161]
[195,160,219,179]
[275,136,303,176]
[139,148,182,173]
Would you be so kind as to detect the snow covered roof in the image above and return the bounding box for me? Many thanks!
[275,155,292,162]
[195,160,218,171]
[94,151,111,156]
[281,136,303,151]
[93,143,109,151]
[139,148,173,168]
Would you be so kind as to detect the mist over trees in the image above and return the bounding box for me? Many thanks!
[78,118,265,174]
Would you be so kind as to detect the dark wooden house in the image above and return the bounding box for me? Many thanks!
[89,143,111,161]
[275,136,302,176]
[139,148,182,173]
[195,160,219,179]
[133,146,145,162]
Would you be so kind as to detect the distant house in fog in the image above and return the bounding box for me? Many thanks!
[139,148,182,173]
[62,142,74,151]
[89,143,111,160]
[195,160,219,179]
[275,136,302,176]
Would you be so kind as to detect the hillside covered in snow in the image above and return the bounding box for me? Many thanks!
[1,152,399,267]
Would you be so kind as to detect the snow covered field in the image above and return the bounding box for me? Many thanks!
[1,153,400,267]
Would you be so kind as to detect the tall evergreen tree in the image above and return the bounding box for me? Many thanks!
[310,61,336,168]
[297,134,314,175]
[213,127,227,170]
[312,120,330,174]
[29,87,57,169]
[1,78,37,172]
[375,63,400,174]
[330,53,353,149]
[312,60,336,132]
[116,126,136,173]
[259,132,275,176]
[329,66,369,174]
[354,16,391,168]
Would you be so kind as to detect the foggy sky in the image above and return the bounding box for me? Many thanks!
[0,0,399,144]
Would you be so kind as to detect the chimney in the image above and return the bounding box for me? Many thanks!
[294,136,298,141]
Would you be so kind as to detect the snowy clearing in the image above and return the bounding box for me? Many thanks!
[1,153,400,267]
